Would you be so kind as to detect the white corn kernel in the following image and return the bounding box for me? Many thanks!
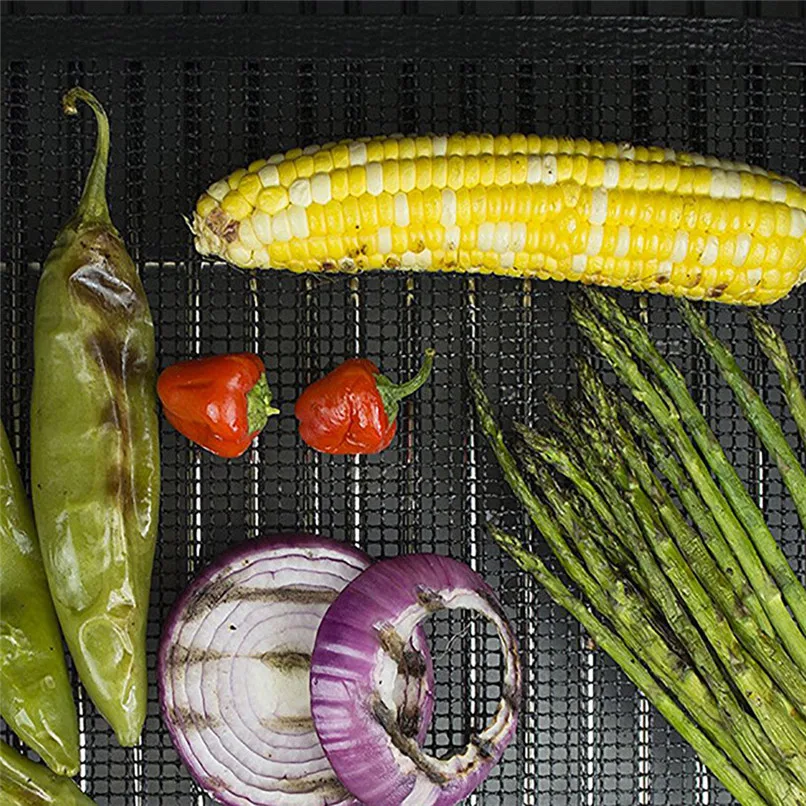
[618,142,635,160]
[252,246,270,266]
[349,142,367,166]
[258,164,280,188]
[658,260,673,278]
[511,222,527,253]
[252,212,273,245]
[289,205,309,239]
[690,153,706,166]
[302,144,320,155]
[267,154,285,165]
[272,209,291,242]
[671,231,689,263]
[586,226,604,257]
[724,172,742,199]
[572,254,588,273]
[394,193,410,227]
[771,182,788,203]
[700,235,719,266]
[444,226,461,251]
[477,222,495,252]
[615,226,631,259]
[441,189,457,227]
[238,218,261,251]
[589,188,608,225]
[542,155,558,185]
[289,178,312,207]
[790,209,806,239]
[432,136,448,157]
[603,160,620,189]
[312,174,332,205]
[747,267,762,287]
[710,169,727,199]
[493,222,511,253]
[207,180,230,201]
[401,250,418,268]
[227,242,253,266]
[366,163,384,196]
[527,155,542,184]
[663,149,676,162]
[500,251,515,269]
[378,226,392,254]
[415,248,432,269]
[733,233,752,267]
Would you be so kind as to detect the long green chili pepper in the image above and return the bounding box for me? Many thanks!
[30,88,160,746]
[0,740,96,805]
[0,421,79,776]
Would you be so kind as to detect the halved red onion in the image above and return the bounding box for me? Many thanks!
[310,554,521,806]
[158,535,434,806]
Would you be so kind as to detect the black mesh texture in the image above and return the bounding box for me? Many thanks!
[1,6,805,805]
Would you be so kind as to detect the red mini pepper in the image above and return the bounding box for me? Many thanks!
[295,349,435,455]
[157,353,279,458]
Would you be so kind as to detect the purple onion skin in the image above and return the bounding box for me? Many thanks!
[310,554,521,806]
[158,535,435,806]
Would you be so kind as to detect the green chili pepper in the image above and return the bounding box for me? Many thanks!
[0,421,79,777]
[30,88,160,746]
[0,740,96,805]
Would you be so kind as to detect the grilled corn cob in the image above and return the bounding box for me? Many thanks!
[192,134,806,305]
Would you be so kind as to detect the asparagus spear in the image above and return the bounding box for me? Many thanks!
[749,310,806,450]
[469,368,768,792]
[583,288,806,635]
[678,299,806,530]
[580,364,806,717]
[516,424,736,715]
[620,397,774,637]
[571,294,806,673]
[527,449,806,800]
[580,403,806,781]
[485,524,770,806]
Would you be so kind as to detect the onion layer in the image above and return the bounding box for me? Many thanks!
[310,554,521,806]
[158,535,434,806]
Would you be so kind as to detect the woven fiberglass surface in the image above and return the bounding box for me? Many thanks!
[1,6,805,805]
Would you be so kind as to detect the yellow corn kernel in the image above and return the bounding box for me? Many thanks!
[416,157,433,190]
[342,196,361,232]
[348,166,367,197]
[423,187,441,224]
[258,186,289,216]
[221,190,253,221]
[331,144,350,169]
[237,173,263,206]
[383,138,399,160]
[227,168,247,188]
[448,156,467,190]
[359,195,379,231]
[557,155,574,184]
[313,151,334,173]
[391,226,409,253]
[382,161,401,195]
[330,169,349,201]
[479,154,496,186]
[398,138,416,160]
[278,161,297,186]
[495,156,512,186]
[366,140,385,163]
[399,160,416,193]
[408,190,425,224]
[511,154,528,185]
[377,192,395,225]
[431,157,448,189]
[306,204,327,237]
[324,200,345,235]
[197,193,217,218]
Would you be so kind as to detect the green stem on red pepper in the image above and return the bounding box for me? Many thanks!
[375,348,436,426]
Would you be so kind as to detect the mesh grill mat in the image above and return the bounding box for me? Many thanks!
[2,6,806,804]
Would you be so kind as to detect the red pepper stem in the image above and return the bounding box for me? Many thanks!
[375,349,436,426]
[246,373,280,435]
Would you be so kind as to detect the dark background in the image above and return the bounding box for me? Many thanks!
[2,1,805,804]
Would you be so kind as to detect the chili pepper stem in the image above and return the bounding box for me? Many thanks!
[246,373,280,435]
[375,348,436,425]
[62,87,112,228]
